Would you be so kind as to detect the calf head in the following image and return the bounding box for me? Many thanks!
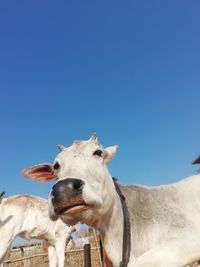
[22,134,118,227]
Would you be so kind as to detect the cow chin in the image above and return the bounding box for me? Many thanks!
[60,207,100,228]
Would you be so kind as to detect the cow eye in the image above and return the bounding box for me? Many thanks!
[93,150,103,157]
[53,162,60,170]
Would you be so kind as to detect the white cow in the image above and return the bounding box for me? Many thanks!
[22,134,200,267]
[0,194,74,267]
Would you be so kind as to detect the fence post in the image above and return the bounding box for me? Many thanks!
[99,240,104,267]
[84,243,91,267]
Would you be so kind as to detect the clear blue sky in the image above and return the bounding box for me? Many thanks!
[0,0,200,200]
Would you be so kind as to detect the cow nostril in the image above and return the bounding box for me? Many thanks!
[51,189,55,198]
[73,179,84,190]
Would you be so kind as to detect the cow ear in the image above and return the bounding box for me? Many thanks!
[22,163,56,182]
[104,145,118,164]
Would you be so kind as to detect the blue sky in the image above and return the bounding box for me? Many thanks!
[0,0,200,201]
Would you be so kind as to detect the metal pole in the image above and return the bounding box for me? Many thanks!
[84,243,91,267]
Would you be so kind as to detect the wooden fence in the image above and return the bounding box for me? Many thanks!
[2,247,102,267]
[2,230,103,267]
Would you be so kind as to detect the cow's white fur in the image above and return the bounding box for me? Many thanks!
[23,135,200,267]
[0,194,73,267]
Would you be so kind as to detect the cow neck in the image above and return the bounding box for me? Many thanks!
[112,177,131,267]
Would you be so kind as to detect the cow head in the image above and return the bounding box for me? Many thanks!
[22,134,118,227]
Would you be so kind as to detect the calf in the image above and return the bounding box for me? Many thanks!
[0,194,73,267]
[22,134,200,267]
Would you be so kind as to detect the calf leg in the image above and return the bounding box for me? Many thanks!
[47,245,57,267]
[0,241,12,264]
[0,216,16,264]
[55,240,66,267]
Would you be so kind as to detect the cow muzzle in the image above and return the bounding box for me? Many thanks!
[51,178,87,216]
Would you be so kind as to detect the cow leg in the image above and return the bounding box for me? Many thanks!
[132,238,200,267]
[47,245,57,267]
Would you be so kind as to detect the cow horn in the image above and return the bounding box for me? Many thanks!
[89,133,97,143]
[57,144,66,151]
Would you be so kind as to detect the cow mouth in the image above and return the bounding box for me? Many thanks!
[57,202,88,216]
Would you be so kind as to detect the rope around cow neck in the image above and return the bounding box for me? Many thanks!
[112,177,131,267]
